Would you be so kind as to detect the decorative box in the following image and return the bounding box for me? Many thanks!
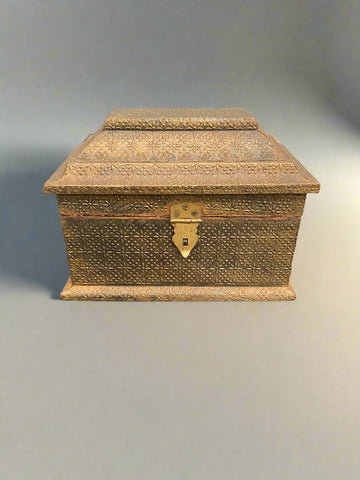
[44,108,320,301]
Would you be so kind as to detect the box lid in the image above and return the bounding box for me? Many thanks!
[44,108,320,194]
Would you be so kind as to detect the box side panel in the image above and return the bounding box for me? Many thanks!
[57,194,305,217]
[59,216,301,287]
[58,194,304,288]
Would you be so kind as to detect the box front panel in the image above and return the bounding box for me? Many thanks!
[58,194,305,287]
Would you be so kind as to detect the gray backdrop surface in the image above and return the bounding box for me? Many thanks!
[1,1,360,479]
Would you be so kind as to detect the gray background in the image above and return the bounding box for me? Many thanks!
[1,1,360,479]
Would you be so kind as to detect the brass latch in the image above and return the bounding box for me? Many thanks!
[170,202,202,258]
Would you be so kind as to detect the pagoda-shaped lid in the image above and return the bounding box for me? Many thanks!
[44,108,320,195]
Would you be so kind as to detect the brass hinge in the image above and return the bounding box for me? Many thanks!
[170,203,202,258]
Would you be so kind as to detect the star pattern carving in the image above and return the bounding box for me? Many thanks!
[62,218,300,287]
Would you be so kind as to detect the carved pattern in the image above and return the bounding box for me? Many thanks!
[62,218,300,287]
[58,194,305,217]
[61,280,296,302]
[103,108,258,130]
[44,108,320,196]
[78,130,279,163]
[66,162,297,177]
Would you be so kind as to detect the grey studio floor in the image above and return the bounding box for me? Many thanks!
[1,2,360,479]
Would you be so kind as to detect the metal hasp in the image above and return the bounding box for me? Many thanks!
[170,202,202,258]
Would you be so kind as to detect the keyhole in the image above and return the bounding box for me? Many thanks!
[182,238,189,246]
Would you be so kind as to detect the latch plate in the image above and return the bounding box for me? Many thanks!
[170,202,202,258]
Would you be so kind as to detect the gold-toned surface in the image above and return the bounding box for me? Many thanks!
[61,215,300,287]
[44,108,320,195]
[61,277,296,302]
[58,193,304,292]
[103,107,258,130]
[170,202,202,258]
[44,108,320,301]
[57,193,306,217]
[77,130,280,162]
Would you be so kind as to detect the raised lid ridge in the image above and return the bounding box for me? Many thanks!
[103,108,258,131]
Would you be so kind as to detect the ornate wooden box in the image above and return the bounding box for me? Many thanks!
[44,108,320,301]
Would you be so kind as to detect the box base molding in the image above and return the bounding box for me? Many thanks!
[60,278,296,301]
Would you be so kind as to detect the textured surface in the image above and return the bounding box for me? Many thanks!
[2,1,360,479]
[78,130,284,162]
[103,107,259,130]
[61,216,300,287]
[61,278,296,301]
[57,193,306,217]
[43,108,320,194]
[59,192,303,295]
[47,108,315,299]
